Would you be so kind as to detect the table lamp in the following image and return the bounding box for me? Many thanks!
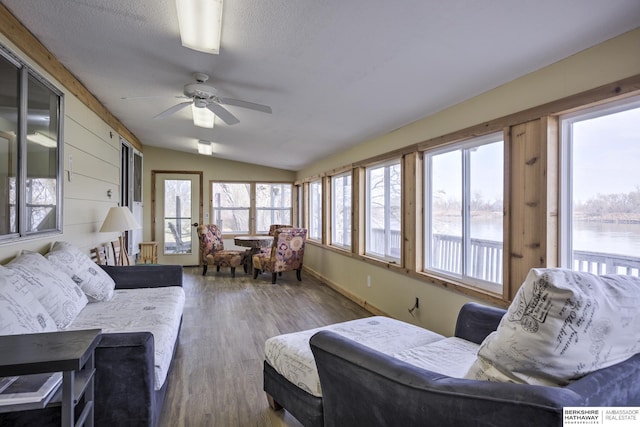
[99,206,141,266]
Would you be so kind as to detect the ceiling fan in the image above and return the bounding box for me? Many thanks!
[152,73,272,126]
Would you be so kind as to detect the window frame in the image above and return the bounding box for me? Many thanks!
[308,179,323,241]
[559,94,640,274]
[423,132,505,294]
[211,182,252,234]
[209,181,293,235]
[330,170,352,250]
[255,182,292,234]
[364,158,402,263]
[0,45,64,243]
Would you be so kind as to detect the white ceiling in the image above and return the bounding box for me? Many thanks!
[2,1,639,171]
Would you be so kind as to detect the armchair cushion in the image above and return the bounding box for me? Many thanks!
[197,224,246,274]
[205,251,244,268]
[466,268,640,386]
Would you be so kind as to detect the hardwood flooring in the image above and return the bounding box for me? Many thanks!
[158,267,372,427]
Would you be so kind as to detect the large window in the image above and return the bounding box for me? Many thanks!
[256,183,292,233]
[331,172,352,249]
[0,47,62,241]
[210,182,292,234]
[366,160,401,261]
[309,180,323,241]
[212,182,251,233]
[424,133,504,291]
[561,96,640,277]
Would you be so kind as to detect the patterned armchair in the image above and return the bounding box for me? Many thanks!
[252,228,307,284]
[260,224,293,254]
[197,224,247,277]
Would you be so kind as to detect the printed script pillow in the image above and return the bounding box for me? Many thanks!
[6,251,88,329]
[0,266,57,335]
[46,241,115,302]
[465,268,640,386]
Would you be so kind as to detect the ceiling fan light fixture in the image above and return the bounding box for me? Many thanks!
[176,0,223,55]
[197,140,213,155]
[192,103,215,128]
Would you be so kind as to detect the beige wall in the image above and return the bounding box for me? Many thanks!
[297,28,640,336]
[141,146,296,242]
[0,33,122,264]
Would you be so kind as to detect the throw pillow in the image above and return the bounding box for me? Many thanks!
[46,241,115,302]
[5,251,88,329]
[0,266,57,335]
[465,268,640,386]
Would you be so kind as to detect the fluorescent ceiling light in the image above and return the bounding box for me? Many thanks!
[176,0,223,55]
[198,140,213,155]
[192,104,215,128]
[27,131,57,148]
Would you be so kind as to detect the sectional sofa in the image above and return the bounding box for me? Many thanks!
[266,268,640,427]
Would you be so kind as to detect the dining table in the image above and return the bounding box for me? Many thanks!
[234,235,274,274]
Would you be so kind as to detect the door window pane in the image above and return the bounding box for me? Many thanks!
[164,179,192,254]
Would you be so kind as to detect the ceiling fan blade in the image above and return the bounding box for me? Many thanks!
[206,102,240,125]
[217,97,272,114]
[153,101,193,119]
[122,95,190,100]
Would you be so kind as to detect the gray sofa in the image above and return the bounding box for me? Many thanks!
[309,302,640,427]
[0,264,183,427]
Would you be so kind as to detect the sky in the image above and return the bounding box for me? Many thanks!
[571,105,640,203]
[428,101,640,205]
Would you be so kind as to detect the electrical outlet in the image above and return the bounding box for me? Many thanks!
[367,275,371,288]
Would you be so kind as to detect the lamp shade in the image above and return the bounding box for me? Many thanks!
[99,206,141,233]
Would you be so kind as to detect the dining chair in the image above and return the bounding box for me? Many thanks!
[267,224,293,235]
[197,224,247,277]
[252,228,307,284]
[138,242,158,264]
[110,239,128,265]
[91,245,110,265]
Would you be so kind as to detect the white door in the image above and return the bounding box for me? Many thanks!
[154,172,201,265]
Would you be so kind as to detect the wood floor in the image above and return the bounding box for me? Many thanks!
[158,267,372,427]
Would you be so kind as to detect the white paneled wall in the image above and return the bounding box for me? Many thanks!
[0,35,123,263]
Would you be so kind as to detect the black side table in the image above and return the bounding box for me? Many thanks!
[0,329,102,427]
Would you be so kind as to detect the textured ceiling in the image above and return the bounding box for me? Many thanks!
[2,0,640,170]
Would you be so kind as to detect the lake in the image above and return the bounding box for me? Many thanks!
[463,218,640,258]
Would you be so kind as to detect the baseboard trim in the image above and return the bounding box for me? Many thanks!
[303,266,389,317]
